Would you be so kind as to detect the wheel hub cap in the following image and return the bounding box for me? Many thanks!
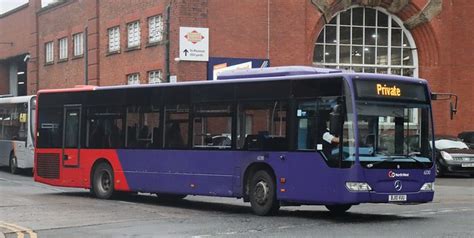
[101,172,111,191]
[254,181,269,205]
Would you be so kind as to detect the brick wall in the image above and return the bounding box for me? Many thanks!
[0,4,34,59]
[37,0,90,90]
[0,0,472,135]
[99,0,167,86]
[0,1,37,93]
[170,0,208,82]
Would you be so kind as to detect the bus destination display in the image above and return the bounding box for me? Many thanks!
[354,79,428,102]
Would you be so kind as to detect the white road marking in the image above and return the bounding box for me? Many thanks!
[0,222,24,238]
[1,222,37,238]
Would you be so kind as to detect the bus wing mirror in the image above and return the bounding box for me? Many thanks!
[431,92,458,120]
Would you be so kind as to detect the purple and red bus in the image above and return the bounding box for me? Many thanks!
[34,66,448,215]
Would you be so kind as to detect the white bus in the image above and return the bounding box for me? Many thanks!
[0,95,36,174]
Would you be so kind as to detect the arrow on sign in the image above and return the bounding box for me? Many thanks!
[183,49,189,56]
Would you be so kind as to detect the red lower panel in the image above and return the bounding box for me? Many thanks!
[34,148,130,192]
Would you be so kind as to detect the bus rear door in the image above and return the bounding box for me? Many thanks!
[62,105,82,167]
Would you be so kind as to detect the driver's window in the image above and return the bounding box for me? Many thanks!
[296,98,341,156]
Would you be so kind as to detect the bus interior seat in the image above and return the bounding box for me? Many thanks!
[365,134,375,147]
[243,134,287,151]
[165,122,185,148]
[151,127,161,147]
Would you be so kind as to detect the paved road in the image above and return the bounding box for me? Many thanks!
[0,169,473,237]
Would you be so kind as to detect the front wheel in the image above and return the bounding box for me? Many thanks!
[325,205,352,214]
[91,163,114,199]
[249,170,279,216]
[9,154,19,174]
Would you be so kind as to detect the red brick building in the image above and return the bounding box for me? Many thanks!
[0,0,472,136]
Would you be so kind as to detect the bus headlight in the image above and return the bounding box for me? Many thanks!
[440,151,453,161]
[346,182,372,192]
[420,182,435,192]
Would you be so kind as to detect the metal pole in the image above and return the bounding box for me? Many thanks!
[165,2,171,83]
[84,26,88,85]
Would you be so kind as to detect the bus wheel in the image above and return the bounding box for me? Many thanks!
[92,163,114,199]
[9,154,19,174]
[436,161,445,177]
[249,170,279,216]
[325,205,352,214]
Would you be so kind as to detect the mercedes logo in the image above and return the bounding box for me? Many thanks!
[394,180,403,191]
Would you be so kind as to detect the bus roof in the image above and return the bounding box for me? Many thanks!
[37,85,98,94]
[37,66,428,94]
[0,95,35,104]
[216,66,343,79]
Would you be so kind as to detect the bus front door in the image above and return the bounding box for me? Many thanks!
[62,105,82,167]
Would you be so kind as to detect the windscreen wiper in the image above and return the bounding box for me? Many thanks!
[366,153,396,168]
[405,152,428,169]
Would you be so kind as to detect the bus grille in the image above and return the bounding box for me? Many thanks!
[36,153,60,179]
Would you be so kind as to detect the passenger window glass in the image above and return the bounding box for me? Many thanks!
[126,106,160,148]
[87,107,124,148]
[237,101,287,150]
[297,98,342,156]
[193,104,232,149]
[64,108,80,148]
[164,105,189,149]
[0,103,28,141]
[37,108,63,148]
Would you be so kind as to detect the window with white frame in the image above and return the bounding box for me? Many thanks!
[148,15,164,43]
[59,37,68,60]
[148,70,162,84]
[127,73,140,85]
[45,41,54,63]
[108,27,120,52]
[314,7,419,124]
[314,7,417,77]
[73,32,84,56]
[127,21,141,48]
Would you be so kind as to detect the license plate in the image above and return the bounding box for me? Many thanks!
[461,163,474,168]
[389,194,407,202]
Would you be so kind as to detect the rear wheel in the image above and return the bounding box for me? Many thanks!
[325,205,352,214]
[249,170,279,216]
[9,154,19,174]
[91,163,114,199]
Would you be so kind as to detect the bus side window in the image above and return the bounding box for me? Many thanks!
[126,106,160,148]
[164,105,189,149]
[192,103,232,149]
[37,108,63,148]
[165,121,184,148]
[87,107,124,149]
[237,101,288,150]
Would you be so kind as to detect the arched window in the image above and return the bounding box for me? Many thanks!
[314,7,418,77]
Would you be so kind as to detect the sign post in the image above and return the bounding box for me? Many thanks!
[179,27,209,62]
